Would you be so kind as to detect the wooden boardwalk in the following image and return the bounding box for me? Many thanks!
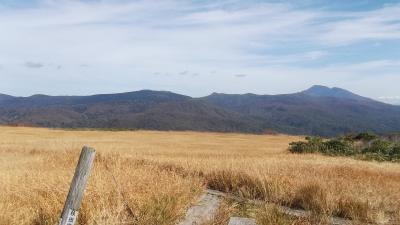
[177,189,354,225]
[228,217,257,225]
[177,191,221,225]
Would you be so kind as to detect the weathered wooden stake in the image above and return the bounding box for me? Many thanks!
[58,146,96,225]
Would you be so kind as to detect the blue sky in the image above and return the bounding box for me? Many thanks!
[0,0,400,104]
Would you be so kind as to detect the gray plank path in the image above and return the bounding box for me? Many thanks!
[178,189,356,225]
[177,192,221,225]
[206,189,353,225]
[228,217,257,225]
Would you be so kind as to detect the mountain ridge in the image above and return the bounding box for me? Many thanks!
[0,85,390,105]
[1,86,399,136]
[300,85,375,102]
[0,85,393,104]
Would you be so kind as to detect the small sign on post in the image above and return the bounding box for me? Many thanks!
[58,146,96,225]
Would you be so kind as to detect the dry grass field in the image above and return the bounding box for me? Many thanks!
[1,126,400,225]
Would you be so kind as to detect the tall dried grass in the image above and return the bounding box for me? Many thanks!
[1,126,400,224]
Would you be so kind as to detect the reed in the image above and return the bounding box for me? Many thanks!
[1,126,399,224]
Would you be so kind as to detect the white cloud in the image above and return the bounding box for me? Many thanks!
[379,96,400,100]
[24,61,44,68]
[318,5,400,45]
[0,0,399,98]
[304,51,326,60]
[234,74,247,78]
[378,96,400,105]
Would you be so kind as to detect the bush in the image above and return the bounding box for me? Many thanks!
[390,145,400,155]
[323,139,353,155]
[289,141,313,153]
[389,145,400,161]
[354,132,378,142]
[363,139,392,155]
[289,133,400,162]
[289,136,324,153]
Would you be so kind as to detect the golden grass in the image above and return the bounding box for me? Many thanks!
[1,126,400,224]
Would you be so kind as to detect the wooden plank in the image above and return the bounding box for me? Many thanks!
[206,189,353,225]
[58,146,96,225]
[228,217,257,225]
[177,192,221,225]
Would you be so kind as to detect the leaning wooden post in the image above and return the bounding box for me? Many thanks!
[58,146,96,225]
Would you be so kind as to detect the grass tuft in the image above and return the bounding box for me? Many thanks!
[205,170,268,200]
[335,197,370,221]
[291,183,330,214]
[256,204,292,225]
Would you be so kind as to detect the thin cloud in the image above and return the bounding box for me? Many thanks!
[234,74,247,78]
[304,51,327,60]
[318,5,400,45]
[24,61,44,68]
[0,1,398,98]
[179,71,189,76]
[379,96,400,100]
[378,96,400,105]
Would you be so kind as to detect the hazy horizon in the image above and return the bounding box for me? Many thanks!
[1,0,400,104]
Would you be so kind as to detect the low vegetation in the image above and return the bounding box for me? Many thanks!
[202,200,303,225]
[203,199,338,225]
[289,132,400,162]
[1,127,400,224]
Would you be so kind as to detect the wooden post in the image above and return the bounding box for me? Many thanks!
[58,146,96,225]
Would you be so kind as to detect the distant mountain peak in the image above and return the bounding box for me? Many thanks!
[301,85,369,101]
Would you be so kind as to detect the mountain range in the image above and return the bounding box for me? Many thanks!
[1,85,400,136]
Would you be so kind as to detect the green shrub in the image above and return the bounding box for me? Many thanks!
[323,139,354,155]
[289,141,311,153]
[354,132,378,142]
[289,136,324,153]
[390,145,400,155]
[289,133,400,162]
[389,145,400,161]
[363,139,392,155]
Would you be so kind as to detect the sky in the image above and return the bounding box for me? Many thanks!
[0,0,400,104]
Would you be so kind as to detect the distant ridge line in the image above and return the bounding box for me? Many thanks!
[1,85,400,136]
